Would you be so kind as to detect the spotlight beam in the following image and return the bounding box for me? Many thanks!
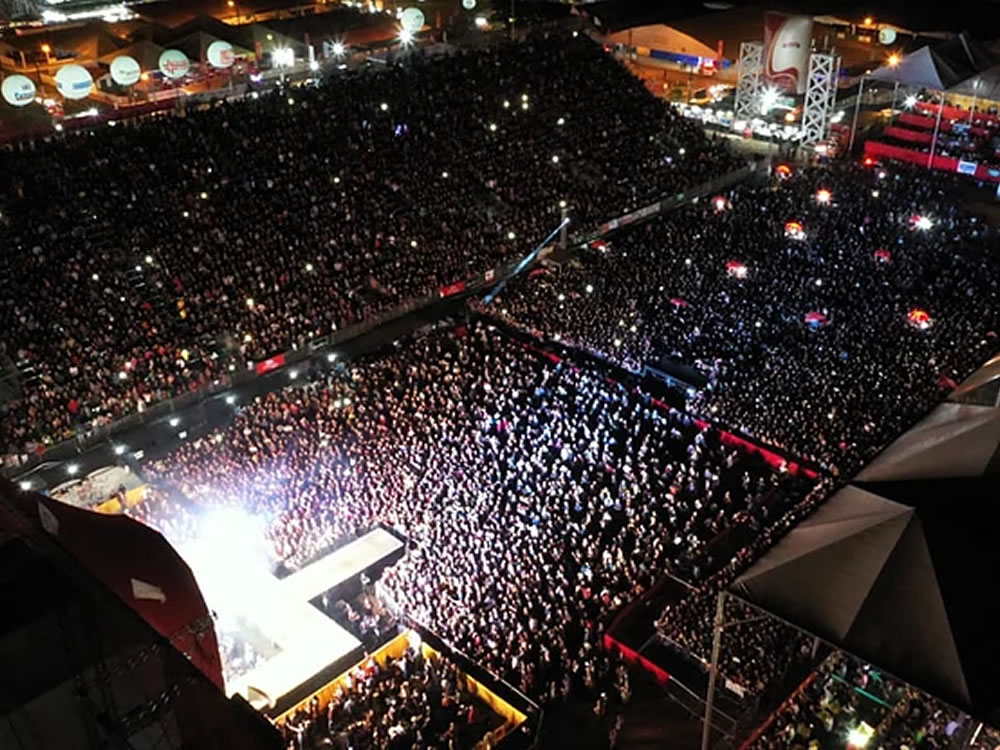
[482,216,571,305]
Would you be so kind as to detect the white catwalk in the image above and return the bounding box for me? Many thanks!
[224,528,404,708]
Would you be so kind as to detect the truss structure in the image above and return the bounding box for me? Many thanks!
[800,52,840,146]
[734,42,764,121]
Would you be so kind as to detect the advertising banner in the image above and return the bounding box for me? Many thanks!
[255,353,286,375]
[763,12,813,94]
[439,281,466,298]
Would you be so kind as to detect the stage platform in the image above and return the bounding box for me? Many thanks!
[223,528,405,710]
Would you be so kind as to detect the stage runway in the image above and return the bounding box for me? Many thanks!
[224,528,404,708]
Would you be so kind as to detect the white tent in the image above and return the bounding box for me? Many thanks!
[855,403,1000,482]
[605,24,717,60]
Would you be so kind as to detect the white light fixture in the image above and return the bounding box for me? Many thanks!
[113,444,127,455]
[474,16,487,27]
[327,352,337,362]
[169,417,181,427]
[289,369,299,379]
[67,463,79,476]
[225,394,237,405]
[332,42,345,56]
[904,95,918,108]
[760,86,781,115]
[915,215,933,231]
[380,102,388,111]
[19,480,31,491]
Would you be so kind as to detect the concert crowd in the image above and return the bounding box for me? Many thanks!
[135,326,814,733]
[493,162,1000,471]
[0,32,739,463]
[277,647,501,750]
[746,650,1000,750]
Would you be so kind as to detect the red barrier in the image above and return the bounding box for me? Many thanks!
[603,633,671,686]
[916,100,1000,128]
[738,670,819,749]
[864,140,1000,183]
[884,126,933,144]
[255,353,286,375]
[439,281,466,297]
[897,112,991,138]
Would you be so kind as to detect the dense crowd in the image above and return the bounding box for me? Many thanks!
[660,594,817,700]
[492,161,1000,470]
[277,647,501,750]
[0,31,741,462]
[134,326,812,720]
[747,650,1000,750]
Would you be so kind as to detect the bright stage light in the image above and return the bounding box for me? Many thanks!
[327,352,338,362]
[914,215,933,230]
[19,480,31,491]
[760,86,781,115]
[816,188,832,204]
[66,463,79,476]
[904,95,918,108]
[474,16,487,27]
[399,27,413,44]
[226,394,237,405]
[113,444,127,455]
[169,416,181,427]
[847,723,874,748]
[332,42,345,56]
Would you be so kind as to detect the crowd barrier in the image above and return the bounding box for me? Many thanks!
[915,100,1000,129]
[864,140,1000,183]
[897,111,992,138]
[269,625,532,748]
[4,163,760,481]
[406,620,542,749]
[884,125,934,145]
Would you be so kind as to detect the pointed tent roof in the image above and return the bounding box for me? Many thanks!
[869,32,999,91]
[98,39,166,71]
[869,45,961,89]
[168,30,252,64]
[855,403,1000,482]
[732,475,1000,722]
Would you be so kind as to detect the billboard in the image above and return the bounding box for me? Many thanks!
[763,12,813,94]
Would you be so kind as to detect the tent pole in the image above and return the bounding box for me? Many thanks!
[928,91,944,169]
[701,591,726,750]
[848,76,865,152]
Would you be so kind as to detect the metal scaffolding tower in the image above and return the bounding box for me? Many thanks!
[800,52,840,146]
[734,42,764,120]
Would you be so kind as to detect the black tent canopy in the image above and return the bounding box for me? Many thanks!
[730,402,1000,723]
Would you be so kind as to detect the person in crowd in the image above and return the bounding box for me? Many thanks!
[0,32,741,463]
[132,325,812,722]
[492,161,1000,473]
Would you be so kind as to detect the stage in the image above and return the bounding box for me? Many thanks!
[218,528,405,710]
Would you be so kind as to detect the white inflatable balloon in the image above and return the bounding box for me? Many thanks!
[55,64,94,100]
[207,40,234,69]
[159,49,191,79]
[2,74,37,107]
[400,7,425,31]
[110,55,141,86]
[462,0,476,9]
